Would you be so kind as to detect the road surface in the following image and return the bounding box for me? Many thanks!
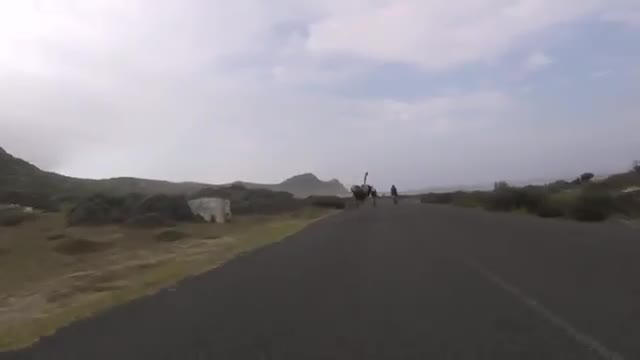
[3,202,640,359]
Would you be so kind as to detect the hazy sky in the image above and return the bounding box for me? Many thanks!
[1,0,639,189]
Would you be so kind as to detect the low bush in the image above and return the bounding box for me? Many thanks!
[454,191,490,208]
[612,192,640,217]
[418,178,635,223]
[53,238,113,255]
[421,191,488,208]
[67,193,194,226]
[155,229,189,242]
[535,198,565,218]
[569,186,614,222]
[484,186,546,213]
[0,210,37,227]
[0,191,58,212]
[191,186,302,215]
[67,194,136,226]
[46,233,66,241]
[546,180,573,193]
[230,190,301,215]
[421,193,454,204]
[601,171,640,190]
[133,194,195,222]
[125,213,176,228]
[307,196,347,209]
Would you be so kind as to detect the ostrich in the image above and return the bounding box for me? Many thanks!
[350,172,377,207]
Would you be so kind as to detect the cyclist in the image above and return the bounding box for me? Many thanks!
[371,187,378,207]
[390,185,398,204]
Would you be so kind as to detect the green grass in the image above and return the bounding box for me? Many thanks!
[0,208,337,351]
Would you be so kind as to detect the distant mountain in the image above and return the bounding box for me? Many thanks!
[0,146,348,199]
[236,173,350,198]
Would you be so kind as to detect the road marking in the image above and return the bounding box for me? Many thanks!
[464,259,625,360]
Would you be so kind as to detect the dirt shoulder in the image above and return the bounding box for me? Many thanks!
[0,207,335,350]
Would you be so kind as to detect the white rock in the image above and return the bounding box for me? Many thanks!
[188,198,231,223]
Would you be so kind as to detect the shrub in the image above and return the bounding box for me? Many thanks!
[229,183,247,190]
[612,192,640,217]
[484,189,516,212]
[0,210,37,226]
[67,194,137,226]
[569,186,614,222]
[451,191,488,208]
[535,198,565,218]
[191,187,232,201]
[68,193,195,226]
[546,180,572,193]
[421,192,454,204]
[125,213,176,228]
[191,186,302,215]
[493,181,510,191]
[155,229,188,242]
[47,233,66,241]
[520,187,548,213]
[232,189,301,215]
[53,238,113,255]
[307,196,346,209]
[484,186,545,213]
[0,191,58,211]
[133,194,195,222]
[601,171,640,190]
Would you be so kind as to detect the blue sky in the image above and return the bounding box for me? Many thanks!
[0,0,639,190]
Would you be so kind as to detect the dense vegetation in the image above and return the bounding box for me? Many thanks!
[63,186,347,226]
[306,196,348,209]
[0,145,349,226]
[421,169,640,222]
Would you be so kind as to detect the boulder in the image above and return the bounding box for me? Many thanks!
[188,198,231,223]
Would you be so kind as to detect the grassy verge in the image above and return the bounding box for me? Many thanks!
[0,207,336,351]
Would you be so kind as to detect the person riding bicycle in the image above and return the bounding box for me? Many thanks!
[371,187,378,207]
[390,185,398,204]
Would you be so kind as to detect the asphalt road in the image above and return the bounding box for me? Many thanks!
[3,201,640,359]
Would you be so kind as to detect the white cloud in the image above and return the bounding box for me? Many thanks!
[306,0,605,70]
[0,0,635,79]
[602,11,640,26]
[0,0,639,189]
[524,51,554,71]
[591,69,613,78]
[601,0,640,26]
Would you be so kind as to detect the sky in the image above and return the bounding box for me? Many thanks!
[1,0,639,190]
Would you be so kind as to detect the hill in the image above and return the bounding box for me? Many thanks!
[234,173,349,198]
[0,146,349,202]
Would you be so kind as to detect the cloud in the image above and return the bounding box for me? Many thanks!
[600,0,640,26]
[524,51,554,71]
[306,0,604,70]
[0,0,639,190]
[602,11,640,26]
[591,69,613,78]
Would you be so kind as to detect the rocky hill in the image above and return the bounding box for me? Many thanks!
[235,173,349,198]
[0,146,348,201]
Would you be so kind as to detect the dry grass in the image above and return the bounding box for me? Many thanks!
[0,207,335,350]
